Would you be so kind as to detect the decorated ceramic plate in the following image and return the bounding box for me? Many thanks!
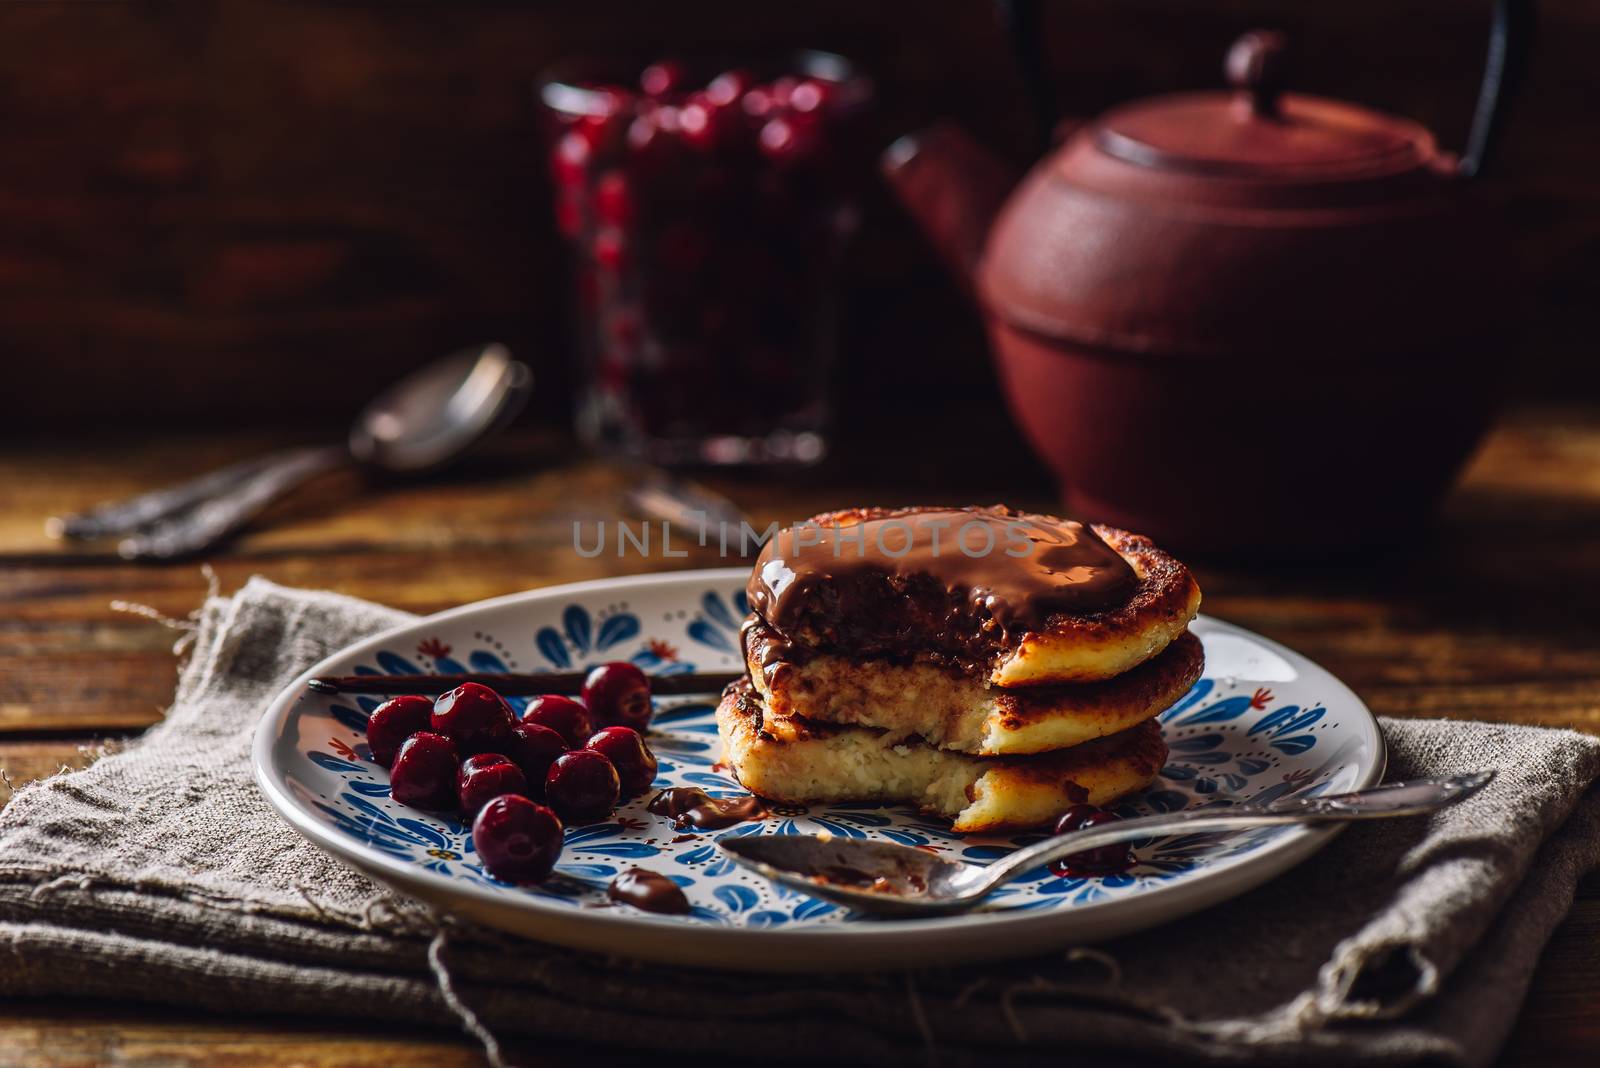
[254,567,1384,971]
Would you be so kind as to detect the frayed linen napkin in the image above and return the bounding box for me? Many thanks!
[3,578,1598,1067]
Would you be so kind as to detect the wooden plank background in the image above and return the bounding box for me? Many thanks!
[1,0,1597,435]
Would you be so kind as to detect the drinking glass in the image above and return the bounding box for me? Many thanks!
[541,52,872,466]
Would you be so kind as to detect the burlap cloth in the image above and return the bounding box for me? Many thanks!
[3,578,1598,1066]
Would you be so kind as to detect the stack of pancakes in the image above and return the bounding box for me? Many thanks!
[716,506,1203,832]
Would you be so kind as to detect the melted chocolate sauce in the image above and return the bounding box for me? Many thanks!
[647,787,766,831]
[744,507,1136,669]
[813,864,929,896]
[606,867,691,914]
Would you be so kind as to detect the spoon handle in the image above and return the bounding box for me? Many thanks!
[116,444,348,560]
[981,772,1495,890]
[47,450,295,541]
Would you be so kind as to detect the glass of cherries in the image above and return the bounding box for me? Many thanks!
[367,661,658,884]
[540,52,873,467]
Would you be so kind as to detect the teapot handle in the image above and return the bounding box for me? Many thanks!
[994,0,1533,178]
[994,0,1057,151]
[1459,0,1535,180]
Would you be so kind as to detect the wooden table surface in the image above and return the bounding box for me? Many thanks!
[3,406,1598,1066]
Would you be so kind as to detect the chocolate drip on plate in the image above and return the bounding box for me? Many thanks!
[606,868,691,914]
[648,787,767,831]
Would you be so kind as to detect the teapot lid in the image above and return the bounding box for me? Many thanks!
[1092,31,1440,182]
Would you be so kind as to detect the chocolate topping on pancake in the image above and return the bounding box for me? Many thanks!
[745,506,1137,671]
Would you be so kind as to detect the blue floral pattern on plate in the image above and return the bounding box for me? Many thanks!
[267,573,1380,931]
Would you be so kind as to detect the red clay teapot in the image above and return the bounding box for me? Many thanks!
[885,9,1527,554]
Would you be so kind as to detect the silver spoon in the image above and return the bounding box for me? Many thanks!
[717,771,1495,918]
[48,343,531,560]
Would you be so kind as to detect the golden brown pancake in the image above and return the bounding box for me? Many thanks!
[994,525,1201,685]
[747,626,1203,756]
[715,679,1168,833]
[744,507,1201,686]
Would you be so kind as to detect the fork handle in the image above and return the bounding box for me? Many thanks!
[48,449,299,541]
[116,444,348,560]
[979,773,1492,890]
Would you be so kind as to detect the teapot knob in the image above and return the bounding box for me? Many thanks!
[1226,30,1289,118]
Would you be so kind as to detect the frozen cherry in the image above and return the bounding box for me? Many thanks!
[758,116,817,164]
[685,89,743,152]
[769,75,800,108]
[788,79,833,116]
[366,695,433,768]
[594,170,633,226]
[507,721,568,791]
[550,130,591,188]
[705,69,752,108]
[544,749,620,824]
[522,695,594,748]
[431,682,516,756]
[640,60,686,100]
[651,104,682,134]
[627,113,658,154]
[472,795,563,884]
[456,753,528,816]
[1049,807,1134,877]
[626,109,681,165]
[740,86,777,120]
[679,99,721,152]
[585,726,658,796]
[389,731,460,810]
[581,661,653,731]
[593,228,628,272]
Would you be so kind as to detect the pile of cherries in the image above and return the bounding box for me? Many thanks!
[367,662,657,885]
[548,58,869,214]
[545,56,871,450]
